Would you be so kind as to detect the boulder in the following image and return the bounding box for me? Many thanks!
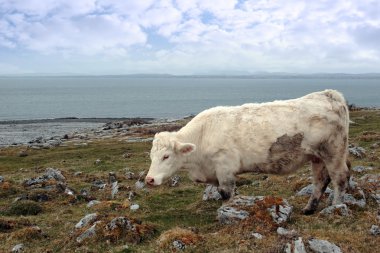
[76,222,99,243]
[202,185,222,201]
[75,213,98,229]
[296,184,332,196]
[23,168,65,187]
[308,239,342,253]
[106,216,134,231]
[320,204,350,216]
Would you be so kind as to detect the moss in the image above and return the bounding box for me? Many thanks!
[7,200,43,216]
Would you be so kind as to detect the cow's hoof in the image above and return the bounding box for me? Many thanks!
[219,190,231,200]
[301,208,316,215]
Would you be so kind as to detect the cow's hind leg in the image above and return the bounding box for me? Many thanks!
[325,158,350,205]
[302,158,331,215]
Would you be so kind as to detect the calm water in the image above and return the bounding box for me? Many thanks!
[0,76,379,121]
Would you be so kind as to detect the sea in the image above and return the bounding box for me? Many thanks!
[0,76,379,121]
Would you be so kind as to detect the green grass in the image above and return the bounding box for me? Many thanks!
[0,110,379,252]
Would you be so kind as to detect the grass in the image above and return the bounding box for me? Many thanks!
[0,110,379,252]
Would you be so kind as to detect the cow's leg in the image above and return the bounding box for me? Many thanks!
[324,158,350,205]
[302,159,330,215]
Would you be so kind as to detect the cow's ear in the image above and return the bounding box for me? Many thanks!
[175,141,196,155]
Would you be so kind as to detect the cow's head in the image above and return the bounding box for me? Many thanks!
[145,132,196,186]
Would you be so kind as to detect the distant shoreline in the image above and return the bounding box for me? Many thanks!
[0,117,155,125]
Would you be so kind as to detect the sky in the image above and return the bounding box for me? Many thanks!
[0,0,380,75]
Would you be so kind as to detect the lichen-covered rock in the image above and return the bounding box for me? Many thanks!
[135,180,145,189]
[12,243,24,253]
[296,184,332,196]
[173,240,186,250]
[23,168,65,187]
[106,217,134,231]
[92,180,106,190]
[277,227,298,238]
[202,185,222,201]
[284,237,306,253]
[75,213,98,229]
[45,168,66,181]
[308,239,342,253]
[370,225,380,236]
[76,222,99,243]
[349,145,366,158]
[352,166,373,173]
[0,175,4,183]
[111,181,119,199]
[87,200,101,208]
[170,175,180,187]
[320,204,350,216]
[328,192,366,208]
[217,195,293,225]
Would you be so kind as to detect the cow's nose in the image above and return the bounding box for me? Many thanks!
[145,176,154,185]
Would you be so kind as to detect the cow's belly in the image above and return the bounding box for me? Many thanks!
[188,168,218,185]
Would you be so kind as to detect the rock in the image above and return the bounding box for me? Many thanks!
[74,171,83,176]
[130,204,140,211]
[108,172,117,184]
[328,191,366,208]
[23,168,65,187]
[64,187,75,196]
[18,150,28,157]
[92,180,106,190]
[126,171,135,180]
[138,171,146,180]
[349,145,366,158]
[217,206,249,224]
[87,200,101,208]
[360,173,380,183]
[268,199,293,224]
[202,185,222,201]
[76,222,98,243]
[95,159,101,164]
[296,184,332,196]
[352,166,373,173]
[308,239,342,253]
[320,204,350,216]
[75,213,98,229]
[170,175,180,187]
[173,240,186,250]
[370,142,379,149]
[252,232,263,239]
[128,191,136,201]
[12,243,24,253]
[0,176,4,183]
[123,153,131,159]
[370,193,380,205]
[111,181,119,199]
[370,225,380,236]
[45,168,66,181]
[135,180,145,189]
[284,237,306,253]
[106,217,134,231]
[277,227,298,238]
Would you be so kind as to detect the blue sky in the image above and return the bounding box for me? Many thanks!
[0,0,379,75]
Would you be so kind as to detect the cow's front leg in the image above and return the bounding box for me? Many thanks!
[215,161,238,200]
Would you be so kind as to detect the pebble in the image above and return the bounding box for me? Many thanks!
[173,240,186,250]
[370,225,380,236]
[130,204,140,211]
[252,232,263,239]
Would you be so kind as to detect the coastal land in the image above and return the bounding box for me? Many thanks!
[0,110,379,252]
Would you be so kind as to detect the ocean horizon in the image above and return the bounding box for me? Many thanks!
[0,75,379,121]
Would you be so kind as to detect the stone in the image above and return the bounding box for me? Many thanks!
[370,225,380,236]
[296,184,332,196]
[370,193,380,205]
[138,171,146,180]
[92,180,106,190]
[277,227,298,238]
[268,199,293,224]
[128,191,136,201]
[308,239,342,253]
[170,175,180,187]
[123,153,131,159]
[108,172,117,184]
[74,171,83,176]
[0,176,4,183]
[294,237,306,253]
[12,244,24,253]
[352,166,373,173]
[135,180,145,189]
[217,206,250,224]
[111,181,119,199]
[252,232,263,239]
[75,213,98,229]
[18,150,28,157]
[95,159,101,164]
[320,204,350,216]
[45,168,66,181]
[23,168,65,187]
[370,142,379,149]
[328,191,366,208]
[130,204,140,211]
[106,217,134,231]
[202,185,222,201]
[348,145,366,158]
[87,200,101,208]
[76,222,98,243]
[64,187,75,196]
[173,240,186,250]
[126,171,136,180]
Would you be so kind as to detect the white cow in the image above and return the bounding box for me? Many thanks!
[146,90,350,214]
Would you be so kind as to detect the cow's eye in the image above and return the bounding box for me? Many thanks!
[162,155,169,161]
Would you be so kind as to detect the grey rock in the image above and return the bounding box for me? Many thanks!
[87,200,101,208]
[170,175,180,187]
[370,193,380,205]
[95,159,101,164]
[370,225,380,236]
[294,237,306,253]
[12,243,24,253]
[92,180,106,190]
[18,150,28,157]
[76,222,98,243]
[308,239,342,253]
[202,185,222,201]
[125,170,136,180]
[75,213,98,229]
[74,171,83,176]
[349,146,366,158]
[173,240,186,250]
[277,227,298,238]
[138,171,146,180]
[108,172,117,184]
[23,168,65,187]
[268,199,293,224]
[128,191,136,201]
[111,181,119,199]
[328,191,366,208]
[230,195,264,206]
[135,180,145,189]
[320,204,350,216]
[45,168,66,181]
[130,204,140,211]
[296,184,332,196]
[0,176,4,183]
[64,187,75,196]
[360,174,380,183]
[217,206,249,224]
[106,217,134,231]
[252,232,263,239]
[352,166,373,173]
[370,142,379,149]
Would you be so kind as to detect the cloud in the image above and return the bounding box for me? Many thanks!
[0,0,379,73]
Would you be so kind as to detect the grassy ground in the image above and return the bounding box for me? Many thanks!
[0,110,379,252]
